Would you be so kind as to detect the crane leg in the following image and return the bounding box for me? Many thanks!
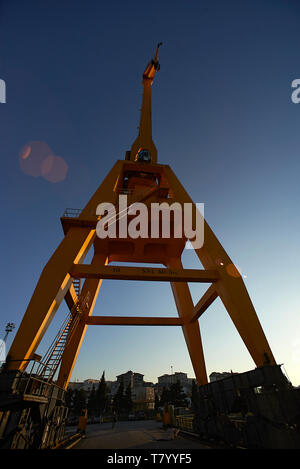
[168,257,208,385]
[57,253,108,389]
[6,227,95,371]
[164,166,276,367]
[6,161,123,372]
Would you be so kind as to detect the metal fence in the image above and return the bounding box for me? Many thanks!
[175,414,194,431]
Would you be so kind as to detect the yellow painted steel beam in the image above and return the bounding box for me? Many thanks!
[6,227,96,371]
[57,253,108,389]
[6,161,123,372]
[60,216,99,236]
[69,264,220,283]
[168,257,208,385]
[86,316,184,326]
[190,284,218,322]
[64,283,78,312]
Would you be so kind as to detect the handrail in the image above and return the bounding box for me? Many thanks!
[62,208,83,218]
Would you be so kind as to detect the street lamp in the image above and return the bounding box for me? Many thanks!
[4,323,16,341]
[0,322,16,363]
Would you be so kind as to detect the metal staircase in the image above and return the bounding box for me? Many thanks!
[36,291,90,381]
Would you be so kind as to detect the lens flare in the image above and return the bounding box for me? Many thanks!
[19,141,53,178]
[20,144,31,160]
[42,155,68,183]
[19,141,68,183]
[41,154,54,176]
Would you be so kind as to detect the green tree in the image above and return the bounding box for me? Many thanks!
[169,380,188,408]
[124,383,133,414]
[87,385,97,416]
[73,388,87,415]
[160,386,171,406]
[113,377,125,414]
[170,380,187,407]
[160,381,188,408]
[95,371,108,416]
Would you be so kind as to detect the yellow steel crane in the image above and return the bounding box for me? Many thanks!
[3,43,300,451]
[5,43,276,395]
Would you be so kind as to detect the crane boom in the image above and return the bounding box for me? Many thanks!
[130,43,163,164]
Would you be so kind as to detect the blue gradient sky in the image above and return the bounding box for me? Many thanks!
[1,0,300,385]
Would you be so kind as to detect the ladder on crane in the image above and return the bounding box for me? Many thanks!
[36,291,90,382]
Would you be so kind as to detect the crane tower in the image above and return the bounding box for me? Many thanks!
[6,42,276,388]
[0,44,278,448]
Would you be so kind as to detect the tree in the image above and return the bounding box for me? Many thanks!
[124,383,133,414]
[87,385,97,416]
[160,381,188,408]
[95,371,108,416]
[169,380,188,408]
[160,386,171,406]
[73,388,87,415]
[113,377,125,414]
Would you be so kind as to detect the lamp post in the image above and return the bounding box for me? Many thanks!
[0,323,16,363]
[3,323,16,342]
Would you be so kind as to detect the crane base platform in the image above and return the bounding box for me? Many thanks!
[0,365,68,449]
[192,365,300,449]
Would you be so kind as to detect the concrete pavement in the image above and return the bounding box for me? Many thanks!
[71,420,211,450]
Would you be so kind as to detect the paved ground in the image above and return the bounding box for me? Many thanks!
[70,420,211,450]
